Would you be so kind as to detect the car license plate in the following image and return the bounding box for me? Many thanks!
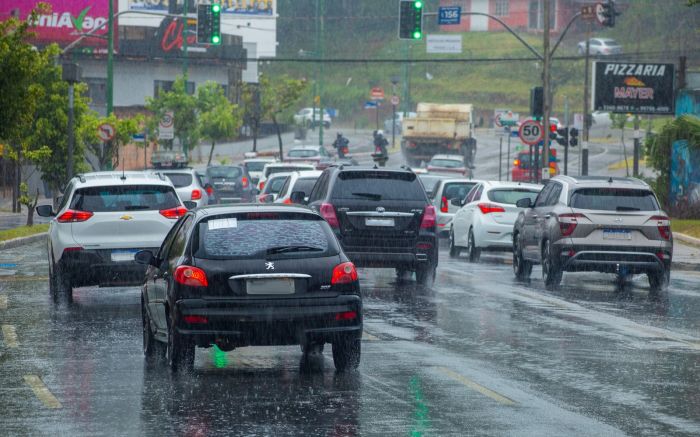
[111,250,139,262]
[246,278,295,295]
[603,229,631,240]
[365,218,395,227]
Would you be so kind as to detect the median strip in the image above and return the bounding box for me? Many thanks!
[23,375,62,409]
[1,324,18,348]
[437,367,517,406]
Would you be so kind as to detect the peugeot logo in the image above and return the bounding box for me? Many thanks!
[376,207,385,213]
[265,262,275,270]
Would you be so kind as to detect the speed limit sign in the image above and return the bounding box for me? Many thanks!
[518,119,544,145]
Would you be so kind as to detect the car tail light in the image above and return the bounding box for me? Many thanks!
[159,206,188,219]
[241,176,249,188]
[648,215,671,240]
[191,189,202,200]
[558,213,586,237]
[420,205,436,229]
[416,242,433,250]
[407,142,417,149]
[477,203,506,214]
[320,202,339,228]
[259,181,265,191]
[440,196,448,213]
[656,251,671,261]
[183,315,208,324]
[331,262,358,285]
[57,209,93,223]
[283,197,293,204]
[335,311,357,321]
[205,185,214,196]
[62,247,83,254]
[174,265,209,287]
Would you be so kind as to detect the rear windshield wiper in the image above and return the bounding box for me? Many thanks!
[125,205,151,210]
[265,245,324,255]
[615,206,640,211]
[351,192,382,200]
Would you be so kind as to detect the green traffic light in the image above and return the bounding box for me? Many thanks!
[211,35,221,44]
[413,31,422,39]
[414,1,423,8]
[212,4,221,13]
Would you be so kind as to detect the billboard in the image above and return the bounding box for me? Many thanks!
[127,0,273,15]
[592,62,675,115]
[670,140,700,215]
[4,1,116,53]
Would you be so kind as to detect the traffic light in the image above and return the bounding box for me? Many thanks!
[399,0,423,40]
[569,127,579,147]
[600,0,620,28]
[197,2,222,45]
[555,127,568,146]
[530,87,543,119]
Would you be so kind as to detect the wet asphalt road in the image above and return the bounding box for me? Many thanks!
[1,240,700,436]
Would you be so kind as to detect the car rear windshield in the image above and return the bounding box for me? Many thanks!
[430,159,462,168]
[333,171,426,201]
[70,185,180,212]
[443,182,477,200]
[264,176,289,194]
[488,188,540,205]
[208,167,242,179]
[194,213,338,260]
[266,166,312,177]
[288,149,318,158]
[163,173,193,188]
[292,177,319,196]
[570,188,659,211]
[418,175,443,197]
[245,161,268,172]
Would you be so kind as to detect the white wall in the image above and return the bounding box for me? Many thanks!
[471,0,489,31]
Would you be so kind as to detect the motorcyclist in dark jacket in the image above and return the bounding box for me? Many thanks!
[373,130,389,157]
[332,133,349,158]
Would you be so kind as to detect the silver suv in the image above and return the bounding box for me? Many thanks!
[156,168,212,208]
[512,176,672,292]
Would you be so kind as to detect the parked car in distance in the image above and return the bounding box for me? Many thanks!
[512,176,672,291]
[427,154,468,175]
[243,157,277,186]
[137,204,362,372]
[36,171,188,299]
[511,150,560,183]
[205,165,255,204]
[257,162,316,192]
[293,107,331,128]
[577,38,623,56]
[275,170,323,204]
[450,181,541,262]
[285,144,335,169]
[431,178,483,237]
[157,168,212,208]
[257,172,291,203]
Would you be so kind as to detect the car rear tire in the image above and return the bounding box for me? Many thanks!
[449,229,461,258]
[50,261,73,300]
[415,263,436,287]
[143,298,164,363]
[167,316,195,372]
[542,240,562,290]
[467,229,481,263]
[647,268,670,293]
[332,336,361,371]
[513,233,532,281]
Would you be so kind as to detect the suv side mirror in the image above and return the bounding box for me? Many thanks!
[134,250,155,266]
[289,191,307,204]
[36,205,55,217]
[516,197,532,208]
[183,201,197,210]
[450,198,463,207]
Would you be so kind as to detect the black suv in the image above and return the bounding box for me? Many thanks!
[303,166,438,285]
[205,165,255,204]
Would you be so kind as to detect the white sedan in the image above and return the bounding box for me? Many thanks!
[449,181,541,262]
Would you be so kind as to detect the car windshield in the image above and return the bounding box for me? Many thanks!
[194,214,337,260]
[333,171,425,201]
[69,185,180,212]
[245,161,269,172]
[488,188,540,204]
[207,167,242,179]
[163,173,193,188]
[570,188,659,211]
[288,149,319,158]
[430,159,462,168]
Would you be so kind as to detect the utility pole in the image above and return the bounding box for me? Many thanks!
[402,41,410,115]
[106,0,114,117]
[564,95,569,175]
[633,115,640,177]
[182,0,189,78]
[581,22,591,176]
[318,0,325,147]
[541,0,551,183]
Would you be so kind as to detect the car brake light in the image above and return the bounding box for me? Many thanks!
[259,181,265,191]
[57,209,93,223]
[191,189,202,200]
[62,247,83,254]
[558,213,586,237]
[320,202,339,228]
[241,176,249,188]
[283,197,293,204]
[648,215,671,240]
[420,205,436,229]
[183,315,208,324]
[174,265,209,287]
[440,196,448,213]
[159,206,188,219]
[331,262,358,285]
[477,203,506,214]
[335,311,357,321]
[205,186,214,196]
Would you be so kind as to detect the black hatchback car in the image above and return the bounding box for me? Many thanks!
[303,166,438,285]
[205,165,255,204]
[136,204,362,372]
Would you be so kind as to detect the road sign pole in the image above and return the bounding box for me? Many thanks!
[506,132,511,181]
[67,83,75,180]
[392,102,396,149]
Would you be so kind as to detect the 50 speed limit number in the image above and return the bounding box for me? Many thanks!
[518,119,544,145]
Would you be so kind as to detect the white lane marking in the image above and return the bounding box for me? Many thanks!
[23,375,62,409]
[362,331,379,341]
[0,295,7,310]
[437,367,517,406]
[1,324,18,348]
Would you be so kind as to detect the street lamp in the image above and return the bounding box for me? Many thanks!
[390,76,400,149]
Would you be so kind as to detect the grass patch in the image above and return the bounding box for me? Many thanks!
[672,220,700,239]
[0,224,49,242]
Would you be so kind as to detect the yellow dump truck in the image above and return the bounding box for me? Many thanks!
[401,103,477,168]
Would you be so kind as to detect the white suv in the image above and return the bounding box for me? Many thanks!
[36,171,187,298]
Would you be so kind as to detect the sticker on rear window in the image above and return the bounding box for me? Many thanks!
[208,218,238,230]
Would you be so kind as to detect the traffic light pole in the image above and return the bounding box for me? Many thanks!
[581,23,592,176]
[541,0,551,183]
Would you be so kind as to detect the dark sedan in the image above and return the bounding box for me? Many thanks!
[136,204,362,372]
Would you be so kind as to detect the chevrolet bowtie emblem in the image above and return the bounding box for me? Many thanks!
[120,215,133,221]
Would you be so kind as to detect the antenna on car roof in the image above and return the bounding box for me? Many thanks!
[608,176,613,183]
[75,173,86,183]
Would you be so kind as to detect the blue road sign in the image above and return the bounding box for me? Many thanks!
[364,101,378,109]
[438,6,461,25]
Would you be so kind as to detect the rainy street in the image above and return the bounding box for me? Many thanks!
[1,238,699,436]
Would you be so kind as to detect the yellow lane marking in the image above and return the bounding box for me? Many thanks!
[0,295,7,310]
[437,367,517,406]
[362,331,379,341]
[0,276,49,283]
[1,324,18,348]
[23,375,62,409]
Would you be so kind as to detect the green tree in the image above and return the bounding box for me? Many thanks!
[145,76,199,157]
[85,113,144,170]
[197,82,242,166]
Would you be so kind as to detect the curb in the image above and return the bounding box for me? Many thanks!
[0,232,47,250]
[674,232,700,248]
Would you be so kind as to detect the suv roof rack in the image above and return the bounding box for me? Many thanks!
[74,174,86,183]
